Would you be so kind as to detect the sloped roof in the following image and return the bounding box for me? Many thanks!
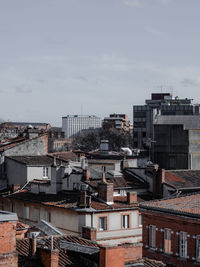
[140,193,200,218]
[165,170,200,189]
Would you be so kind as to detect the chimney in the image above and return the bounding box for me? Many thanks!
[99,245,125,267]
[98,173,114,204]
[39,248,59,267]
[82,226,97,241]
[153,168,165,198]
[30,236,37,257]
[127,192,137,204]
[83,169,91,181]
[78,191,91,208]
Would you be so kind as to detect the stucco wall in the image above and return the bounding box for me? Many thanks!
[6,158,27,186]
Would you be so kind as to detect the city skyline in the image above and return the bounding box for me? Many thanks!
[1,0,200,126]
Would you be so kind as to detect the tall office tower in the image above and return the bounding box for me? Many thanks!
[133,93,200,148]
[62,115,101,138]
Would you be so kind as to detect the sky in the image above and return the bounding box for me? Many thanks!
[1,0,200,126]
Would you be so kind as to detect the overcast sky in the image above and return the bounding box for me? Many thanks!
[1,0,200,126]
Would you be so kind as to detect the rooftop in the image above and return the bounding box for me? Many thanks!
[140,193,200,219]
[165,169,200,189]
[6,155,68,166]
[0,210,18,222]
[154,115,200,129]
[7,190,138,212]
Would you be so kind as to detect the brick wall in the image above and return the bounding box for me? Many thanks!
[142,210,200,267]
[0,220,18,267]
[123,242,142,262]
[99,246,124,267]
[0,221,16,254]
[39,248,59,267]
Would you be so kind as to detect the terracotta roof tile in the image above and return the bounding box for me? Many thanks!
[140,193,200,217]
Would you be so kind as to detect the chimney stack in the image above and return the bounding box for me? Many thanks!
[83,169,91,181]
[127,192,137,204]
[98,172,114,205]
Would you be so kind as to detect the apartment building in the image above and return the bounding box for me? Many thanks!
[140,193,200,267]
[62,115,101,138]
[102,114,131,132]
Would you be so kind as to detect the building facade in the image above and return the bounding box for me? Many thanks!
[140,193,200,267]
[102,114,131,132]
[62,115,101,138]
[153,115,200,170]
[133,93,199,148]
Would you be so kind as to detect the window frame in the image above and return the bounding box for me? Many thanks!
[43,167,49,178]
[33,208,40,222]
[196,235,200,262]
[163,228,172,254]
[179,231,187,258]
[121,214,130,229]
[148,225,156,249]
[98,216,107,231]
[24,205,30,220]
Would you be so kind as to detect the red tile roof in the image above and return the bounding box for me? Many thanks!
[165,170,200,189]
[140,193,200,218]
[7,190,138,212]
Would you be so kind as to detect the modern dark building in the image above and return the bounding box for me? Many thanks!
[133,93,199,148]
[153,115,200,170]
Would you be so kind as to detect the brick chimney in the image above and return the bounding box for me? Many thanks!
[39,248,59,267]
[127,192,137,204]
[82,226,97,241]
[153,168,165,198]
[98,173,114,205]
[78,191,91,208]
[99,246,125,267]
[83,169,91,181]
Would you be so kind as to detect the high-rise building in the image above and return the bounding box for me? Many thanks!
[62,115,101,138]
[133,93,199,148]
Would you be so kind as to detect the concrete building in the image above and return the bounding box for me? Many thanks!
[153,115,200,170]
[140,193,200,267]
[102,114,131,132]
[62,115,101,138]
[0,134,48,189]
[0,210,18,267]
[133,93,199,148]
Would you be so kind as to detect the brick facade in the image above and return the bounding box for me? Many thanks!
[0,220,18,267]
[142,210,200,267]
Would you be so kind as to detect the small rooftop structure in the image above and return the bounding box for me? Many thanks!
[0,210,18,222]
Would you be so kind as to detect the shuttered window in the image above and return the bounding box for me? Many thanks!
[164,228,171,254]
[149,225,156,248]
[196,235,200,262]
[179,231,187,258]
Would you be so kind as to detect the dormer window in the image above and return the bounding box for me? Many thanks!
[43,167,49,178]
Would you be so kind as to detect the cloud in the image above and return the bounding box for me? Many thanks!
[144,26,169,41]
[180,78,200,88]
[15,87,32,94]
[122,0,170,7]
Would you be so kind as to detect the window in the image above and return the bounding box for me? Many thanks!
[34,208,40,222]
[164,228,171,254]
[45,211,51,222]
[179,231,187,258]
[149,225,156,249]
[99,217,107,231]
[139,214,143,227]
[43,167,48,178]
[24,206,29,220]
[196,235,200,262]
[122,215,129,229]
